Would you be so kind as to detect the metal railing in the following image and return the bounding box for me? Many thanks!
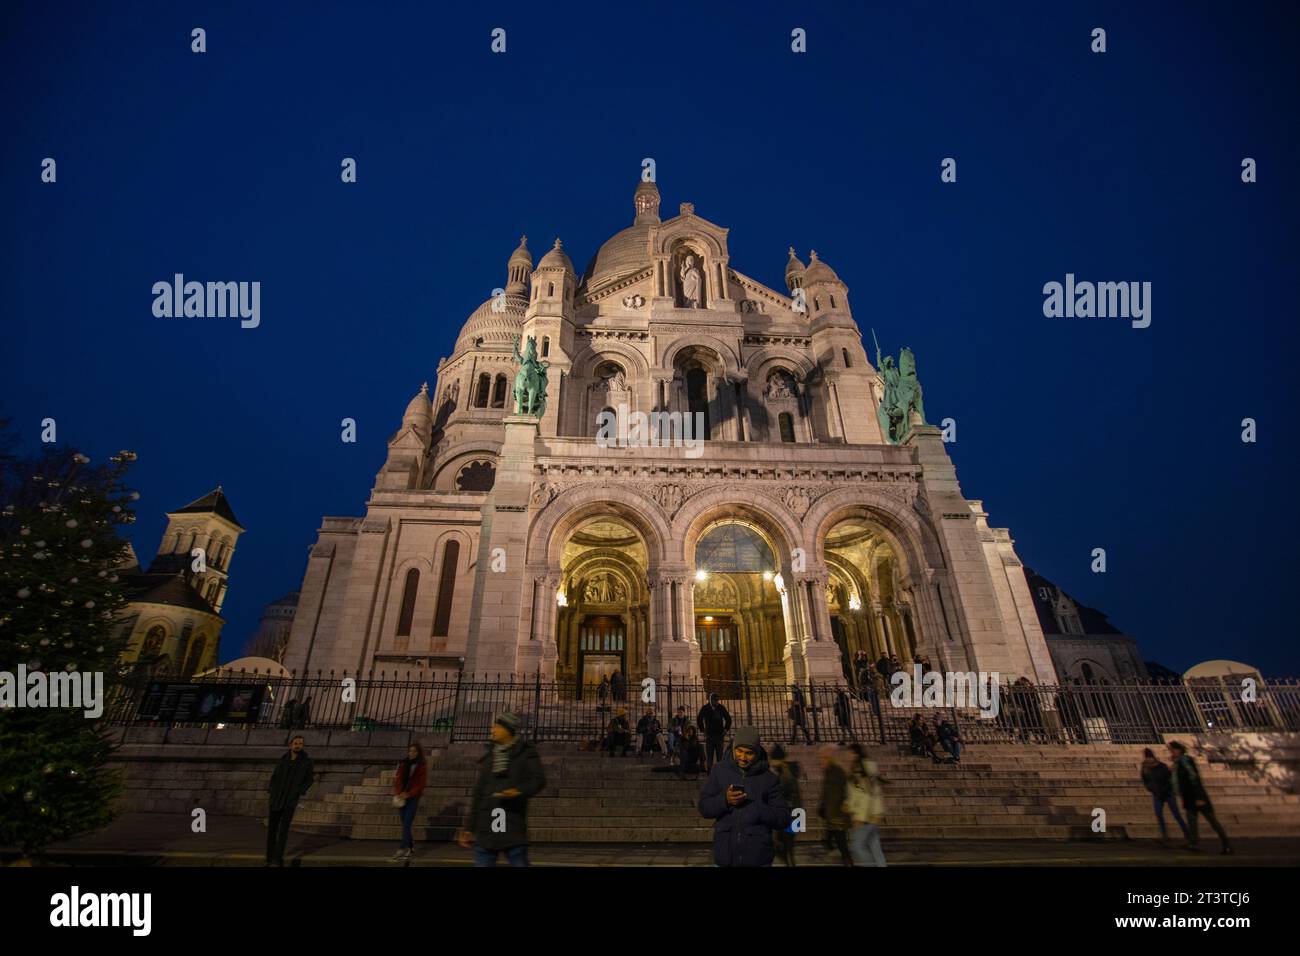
[103,669,1300,747]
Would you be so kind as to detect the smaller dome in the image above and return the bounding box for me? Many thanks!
[634,180,661,224]
[784,247,806,291]
[506,235,532,294]
[402,383,432,431]
[508,235,532,269]
[803,249,841,285]
[537,238,574,273]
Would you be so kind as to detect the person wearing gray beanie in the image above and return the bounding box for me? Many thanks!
[698,724,792,866]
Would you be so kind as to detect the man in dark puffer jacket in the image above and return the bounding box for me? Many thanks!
[699,726,792,867]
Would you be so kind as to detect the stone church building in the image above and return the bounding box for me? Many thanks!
[282,178,1059,693]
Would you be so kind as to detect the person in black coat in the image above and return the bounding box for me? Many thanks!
[698,726,792,867]
[610,669,626,702]
[697,693,732,771]
[788,682,812,744]
[1140,747,1188,843]
[1168,741,1232,854]
[636,707,664,757]
[266,734,314,865]
[606,707,632,757]
[458,711,547,866]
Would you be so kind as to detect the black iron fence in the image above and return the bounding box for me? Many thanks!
[103,669,1300,747]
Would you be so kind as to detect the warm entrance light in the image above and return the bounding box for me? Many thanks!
[704,615,713,622]
[762,571,773,581]
[849,594,862,611]
[695,569,708,581]
[556,590,568,607]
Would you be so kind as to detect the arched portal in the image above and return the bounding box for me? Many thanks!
[691,519,787,695]
[823,515,919,678]
[553,516,650,697]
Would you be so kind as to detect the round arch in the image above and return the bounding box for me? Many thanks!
[532,485,670,571]
[570,341,652,381]
[805,490,946,578]
[660,335,743,380]
[674,491,805,572]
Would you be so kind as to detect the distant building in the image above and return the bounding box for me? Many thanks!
[1025,568,1146,683]
[115,488,243,676]
[244,591,299,663]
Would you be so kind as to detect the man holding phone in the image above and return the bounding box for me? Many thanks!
[698,726,792,867]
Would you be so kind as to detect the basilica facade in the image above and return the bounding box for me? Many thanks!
[281,178,1058,692]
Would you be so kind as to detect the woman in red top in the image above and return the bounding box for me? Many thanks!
[392,742,428,861]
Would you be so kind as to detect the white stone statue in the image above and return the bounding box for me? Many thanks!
[679,255,702,308]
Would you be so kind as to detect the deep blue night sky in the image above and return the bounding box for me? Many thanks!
[3,2,1297,674]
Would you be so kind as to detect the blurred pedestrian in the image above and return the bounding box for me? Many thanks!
[458,711,546,866]
[391,741,427,862]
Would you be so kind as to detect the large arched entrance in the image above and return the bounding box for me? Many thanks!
[691,520,787,695]
[822,515,919,680]
[553,516,650,697]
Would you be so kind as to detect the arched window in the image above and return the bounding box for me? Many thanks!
[491,374,508,408]
[1080,662,1096,684]
[778,412,795,443]
[541,336,550,358]
[547,282,554,297]
[140,625,166,661]
[397,568,419,636]
[432,540,460,637]
[830,294,837,309]
[814,297,821,311]
[474,374,491,407]
[842,348,852,368]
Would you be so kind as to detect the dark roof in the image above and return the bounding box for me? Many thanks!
[173,487,243,529]
[1024,568,1122,636]
[1144,661,1182,681]
[125,573,217,615]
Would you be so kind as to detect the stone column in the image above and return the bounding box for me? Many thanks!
[468,415,546,677]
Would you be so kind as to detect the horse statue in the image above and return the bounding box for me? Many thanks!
[512,334,549,417]
[872,330,926,445]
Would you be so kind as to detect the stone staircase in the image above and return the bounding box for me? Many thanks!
[290,740,1300,843]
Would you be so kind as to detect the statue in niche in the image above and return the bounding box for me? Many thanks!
[766,370,796,400]
[678,254,703,309]
[603,366,628,393]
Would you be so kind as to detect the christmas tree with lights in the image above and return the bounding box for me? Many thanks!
[0,439,140,859]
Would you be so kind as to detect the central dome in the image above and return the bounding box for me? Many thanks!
[580,223,653,291]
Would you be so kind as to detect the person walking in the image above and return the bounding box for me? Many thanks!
[391,741,428,862]
[266,734,314,866]
[1140,747,1188,845]
[1168,741,1232,854]
[698,726,792,867]
[769,744,803,867]
[788,682,812,744]
[697,692,732,771]
[817,745,853,865]
[845,743,886,866]
[833,688,854,742]
[610,669,626,703]
[458,711,547,866]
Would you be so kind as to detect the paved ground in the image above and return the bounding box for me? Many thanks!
[13,813,1300,867]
